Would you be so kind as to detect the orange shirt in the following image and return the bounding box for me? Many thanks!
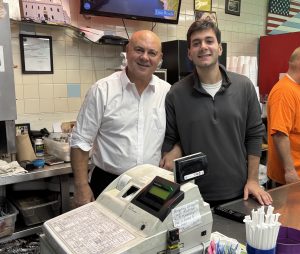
[267,75,300,184]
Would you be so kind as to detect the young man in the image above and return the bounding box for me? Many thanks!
[267,47,300,185]
[70,30,171,207]
[161,20,272,206]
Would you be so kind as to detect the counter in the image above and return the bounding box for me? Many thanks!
[0,163,72,186]
[2,166,299,245]
[212,181,300,244]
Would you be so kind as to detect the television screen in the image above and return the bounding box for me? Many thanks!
[80,0,182,24]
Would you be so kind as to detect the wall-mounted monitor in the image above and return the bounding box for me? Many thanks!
[80,0,182,24]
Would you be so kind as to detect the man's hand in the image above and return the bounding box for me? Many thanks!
[74,183,95,208]
[244,179,273,205]
[285,169,300,184]
[160,144,182,171]
[159,154,174,171]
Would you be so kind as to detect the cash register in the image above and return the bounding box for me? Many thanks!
[40,153,212,254]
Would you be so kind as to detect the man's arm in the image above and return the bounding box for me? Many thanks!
[273,131,299,183]
[242,82,272,205]
[159,143,182,171]
[71,147,94,207]
[243,155,273,205]
[160,89,182,170]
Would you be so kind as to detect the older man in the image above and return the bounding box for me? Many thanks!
[267,47,300,186]
[70,30,171,207]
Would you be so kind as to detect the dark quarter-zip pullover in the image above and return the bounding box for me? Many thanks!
[162,65,264,201]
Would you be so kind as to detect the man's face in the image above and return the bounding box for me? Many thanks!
[188,28,222,69]
[126,34,162,80]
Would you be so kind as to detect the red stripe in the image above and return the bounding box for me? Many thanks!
[291,1,300,7]
[289,7,300,12]
[267,23,279,28]
[267,16,287,22]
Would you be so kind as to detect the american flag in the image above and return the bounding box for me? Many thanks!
[267,0,300,35]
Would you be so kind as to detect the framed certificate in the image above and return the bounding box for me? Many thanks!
[19,34,53,74]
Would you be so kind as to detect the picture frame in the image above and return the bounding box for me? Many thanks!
[15,123,31,136]
[225,0,241,16]
[19,34,53,74]
[194,0,212,12]
[195,11,218,26]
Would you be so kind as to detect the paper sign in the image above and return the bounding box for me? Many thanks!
[172,200,202,232]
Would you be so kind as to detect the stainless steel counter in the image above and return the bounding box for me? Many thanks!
[212,181,300,244]
[0,163,72,185]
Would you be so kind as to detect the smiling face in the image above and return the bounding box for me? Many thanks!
[188,28,222,70]
[126,30,162,84]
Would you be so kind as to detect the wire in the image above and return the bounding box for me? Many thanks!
[151,22,157,31]
[122,18,129,39]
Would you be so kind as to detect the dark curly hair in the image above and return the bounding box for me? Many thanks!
[187,19,221,48]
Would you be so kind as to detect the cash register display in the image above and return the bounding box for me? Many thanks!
[131,176,184,221]
[149,185,171,200]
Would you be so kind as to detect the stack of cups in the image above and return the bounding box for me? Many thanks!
[244,206,281,254]
[236,56,245,74]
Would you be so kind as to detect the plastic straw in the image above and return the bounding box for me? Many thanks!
[244,205,281,250]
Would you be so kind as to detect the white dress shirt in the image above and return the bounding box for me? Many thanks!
[70,70,171,175]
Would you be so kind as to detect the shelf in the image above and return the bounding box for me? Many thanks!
[12,20,126,46]
[0,163,73,243]
[0,163,72,186]
[0,225,42,243]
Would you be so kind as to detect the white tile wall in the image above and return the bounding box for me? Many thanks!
[13,0,268,130]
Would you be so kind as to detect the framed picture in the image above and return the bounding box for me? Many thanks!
[225,0,241,16]
[19,34,53,74]
[195,11,218,26]
[15,123,31,136]
[194,0,212,12]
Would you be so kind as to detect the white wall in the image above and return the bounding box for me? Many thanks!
[12,0,268,130]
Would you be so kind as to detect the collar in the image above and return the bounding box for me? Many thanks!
[120,68,156,92]
[193,64,231,94]
[286,74,297,83]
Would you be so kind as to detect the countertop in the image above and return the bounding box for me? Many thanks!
[0,163,72,185]
[212,181,300,244]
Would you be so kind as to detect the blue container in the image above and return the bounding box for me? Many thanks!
[247,244,275,254]
[32,159,45,168]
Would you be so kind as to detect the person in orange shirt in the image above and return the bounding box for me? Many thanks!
[267,47,300,185]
